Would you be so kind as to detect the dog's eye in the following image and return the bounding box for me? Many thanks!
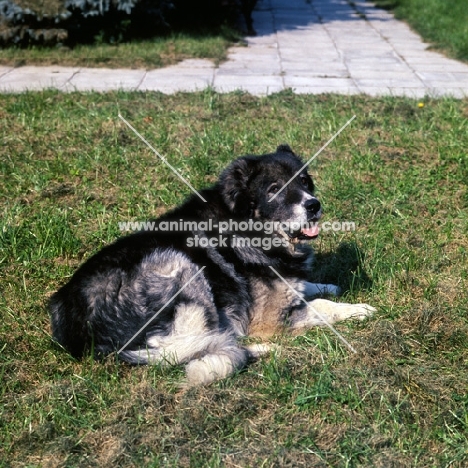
[268,184,279,194]
[300,175,309,187]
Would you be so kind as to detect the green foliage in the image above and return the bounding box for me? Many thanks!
[0,29,239,68]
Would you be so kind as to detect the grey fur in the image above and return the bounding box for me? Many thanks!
[50,147,375,385]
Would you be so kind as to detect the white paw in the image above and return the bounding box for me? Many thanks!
[308,299,376,325]
[185,357,230,386]
[244,343,278,358]
[334,302,376,321]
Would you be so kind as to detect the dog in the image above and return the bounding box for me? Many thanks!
[50,145,375,385]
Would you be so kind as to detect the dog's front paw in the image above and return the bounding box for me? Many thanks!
[244,343,278,358]
[342,303,376,321]
[303,282,341,299]
[308,299,376,324]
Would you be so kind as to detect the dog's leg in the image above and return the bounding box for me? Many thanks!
[303,281,341,299]
[185,340,280,385]
[244,343,275,358]
[123,331,250,386]
[290,298,376,330]
[185,339,249,385]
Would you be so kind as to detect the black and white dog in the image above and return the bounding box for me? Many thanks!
[50,145,375,385]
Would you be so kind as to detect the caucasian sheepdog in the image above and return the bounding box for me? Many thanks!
[50,145,375,385]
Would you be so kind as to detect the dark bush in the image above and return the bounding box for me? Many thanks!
[65,0,174,44]
[0,0,239,46]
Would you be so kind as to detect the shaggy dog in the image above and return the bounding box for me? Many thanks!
[50,145,375,385]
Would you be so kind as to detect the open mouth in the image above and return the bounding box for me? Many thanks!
[288,217,321,242]
[299,221,320,239]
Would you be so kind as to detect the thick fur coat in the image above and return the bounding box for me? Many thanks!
[50,145,374,384]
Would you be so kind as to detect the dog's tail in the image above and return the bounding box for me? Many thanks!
[118,331,253,385]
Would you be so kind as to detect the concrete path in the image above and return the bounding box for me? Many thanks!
[1,0,468,97]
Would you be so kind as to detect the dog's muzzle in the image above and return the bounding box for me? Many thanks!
[304,198,321,216]
[299,197,321,239]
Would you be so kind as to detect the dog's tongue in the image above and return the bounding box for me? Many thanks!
[301,224,320,238]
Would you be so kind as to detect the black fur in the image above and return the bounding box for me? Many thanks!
[50,145,325,381]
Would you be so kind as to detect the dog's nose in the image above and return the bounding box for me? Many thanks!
[304,198,321,215]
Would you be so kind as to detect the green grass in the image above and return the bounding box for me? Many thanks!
[0,29,241,69]
[1,91,468,466]
[370,0,468,62]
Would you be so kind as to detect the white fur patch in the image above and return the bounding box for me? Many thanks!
[140,248,189,278]
[244,343,275,357]
[307,299,376,326]
[173,304,207,335]
[185,343,247,385]
[144,333,218,365]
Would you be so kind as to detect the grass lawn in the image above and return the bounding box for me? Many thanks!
[370,0,468,62]
[0,30,241,69]
[1,90,468,466]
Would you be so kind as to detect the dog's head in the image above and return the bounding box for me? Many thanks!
[220,145,321,242]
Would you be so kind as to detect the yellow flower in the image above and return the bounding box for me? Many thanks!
[418,102,425,108]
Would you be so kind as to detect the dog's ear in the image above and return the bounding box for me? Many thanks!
[220,157,256,215]
[276,144,295,155]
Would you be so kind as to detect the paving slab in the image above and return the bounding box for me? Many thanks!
[65,68,146,92]
[0,66,13,79]
[1,0,468,96]
[139,59,215,93]
[0,66,77,92]
[213,74,283,94]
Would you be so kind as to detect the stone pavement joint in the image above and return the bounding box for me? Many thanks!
[1,0,467,97]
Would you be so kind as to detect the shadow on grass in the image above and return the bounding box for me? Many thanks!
[310,242,373,295]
